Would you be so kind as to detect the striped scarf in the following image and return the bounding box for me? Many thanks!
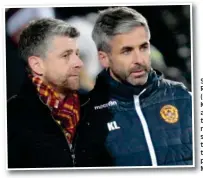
[31,76,80,144]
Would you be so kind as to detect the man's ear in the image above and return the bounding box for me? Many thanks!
[98,51,110,68]
[28,56,44,76]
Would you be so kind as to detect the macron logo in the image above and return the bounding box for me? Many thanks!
[94,101,117,110]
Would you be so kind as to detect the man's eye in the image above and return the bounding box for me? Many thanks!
[141,45,149,51]
[123,51,130,55]
[63,53,70,58]
[122,49,132,55]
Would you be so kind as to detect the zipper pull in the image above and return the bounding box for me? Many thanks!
[70,145,76,166]
[71,153,76,166]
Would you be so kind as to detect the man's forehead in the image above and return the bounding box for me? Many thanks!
[110,27,149,47]
[51,35,77,45]
[48,36,78,52]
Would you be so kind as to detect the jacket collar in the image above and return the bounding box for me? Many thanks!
[18,75,40,102]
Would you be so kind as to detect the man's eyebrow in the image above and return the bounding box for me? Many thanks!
[120,42,150,52]
[140,42,150,46]
[60,49,73,55]
[60,49,80,55]
[120,46,134,52]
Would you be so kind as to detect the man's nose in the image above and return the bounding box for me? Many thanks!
[132,50,144,64]
[75,55,84,68]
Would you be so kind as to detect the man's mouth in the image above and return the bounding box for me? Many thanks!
[130,70,145,77]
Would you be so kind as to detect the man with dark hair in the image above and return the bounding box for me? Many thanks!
[75,7,192,167]
[7,18,83,168]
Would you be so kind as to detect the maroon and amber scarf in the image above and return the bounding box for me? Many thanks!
[31,76,80,144]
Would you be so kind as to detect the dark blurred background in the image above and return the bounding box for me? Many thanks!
[5,5,192,99]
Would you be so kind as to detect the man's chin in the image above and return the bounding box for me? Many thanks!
[58,84,79,95]
[66,83,80,91]
[128,76,148,86]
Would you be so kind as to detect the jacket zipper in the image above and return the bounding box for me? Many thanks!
[133,89,158,166]
[50,114,76,166]
[71,97,91,166]
[38,96,76,166]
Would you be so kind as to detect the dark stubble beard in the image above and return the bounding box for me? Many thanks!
[110,64,150,86]
[44,75,76,97]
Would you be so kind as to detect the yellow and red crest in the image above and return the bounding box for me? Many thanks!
[160,105,179,124]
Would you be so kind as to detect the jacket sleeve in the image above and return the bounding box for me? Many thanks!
[7,97,32,168]
[180,90,193,165]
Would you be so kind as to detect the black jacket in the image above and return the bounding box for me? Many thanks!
[75,69,193,167]
[7,77,75,168]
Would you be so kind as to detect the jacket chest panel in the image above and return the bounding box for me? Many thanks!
[86,95,191,165]
[140,97,192,165]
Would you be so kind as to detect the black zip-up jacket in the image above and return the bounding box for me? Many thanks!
[7,77,75,168]
[75,69,193,167]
